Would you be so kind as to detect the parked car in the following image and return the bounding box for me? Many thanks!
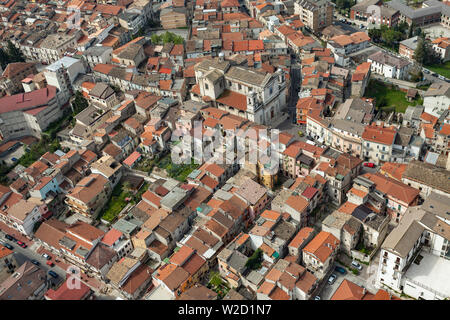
[48,270,58,279]
[335,266,347,275]
[19,243,27,248]
[363,162,375,168]
[314,296,321,300]
[46,261,54,267]
[4,243,13,250]
[30,260,40,266]
[42,253,51,260]
[5,234,15,241]
[351,261,363,271]
[11,157,17,162]
[328,274,337,285]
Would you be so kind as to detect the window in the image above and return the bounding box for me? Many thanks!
[205,83,209,90]
[238,84,242,90]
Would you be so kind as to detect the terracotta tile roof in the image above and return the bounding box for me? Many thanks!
[205,163,225,178]
[303,231,339,263]
[0,244,13,259]
[363,172,420,205]
[200,175,219,190]
[268,286,290,300]
[101,228,123,247]
[181,252,206,276]
[338,201,358,214]
[67,174,109,205]
[362,123,396,145]
[379,162,407,181]
[288,227,314,249]
[348,187,368,199]
[420,112,438,126]
[421,123,435,139]
[285,195,309,213]
[45,278,91,300]
[170,245,194,266]
[331,279,367,300]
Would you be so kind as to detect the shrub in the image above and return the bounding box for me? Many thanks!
[245,249,263,270]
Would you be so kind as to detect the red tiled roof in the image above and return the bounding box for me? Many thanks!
[101,228,122,247]
[216,90,247,111]
[123,151,141,167]
[0,86,57,114]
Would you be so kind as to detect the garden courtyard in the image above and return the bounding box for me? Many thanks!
[365,79,423,113]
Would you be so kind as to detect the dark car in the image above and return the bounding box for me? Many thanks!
[335,266,347,275]
[5,234,16,241]
[48,270,58,279]
[4,243,13,250]
[30,260,40,266]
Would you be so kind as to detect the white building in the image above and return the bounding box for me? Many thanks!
[422,82,450,118]
[38,34,78,64]
[367,50,412,80]
[6,199,42,236]
[83,46,113,70]
[193,58,287,126]
[376,206,450,300]
[44,56,86,104]
[327,32,371,67]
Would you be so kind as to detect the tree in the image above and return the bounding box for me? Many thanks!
[413,36,427,65]
[408,23,414,38]
[245,249,263,270]
[0,48,9,69]
[414,27,422,37]
[6,41,25,63]
[71,91,89,115]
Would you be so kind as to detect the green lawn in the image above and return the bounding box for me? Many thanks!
[426,61,450,79]
[365,79,423,113]
[100,180,149,223]
[156,153,199,182]
[100,183,133,222]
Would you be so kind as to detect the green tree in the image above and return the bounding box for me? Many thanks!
[414,27,422,37]
[71,91,89,115]
[413,36,427,65]
[6,41,25,63]
[151,33,161,44]
[245,249,263,270]
[0,47,9,69]
[408,23,414,38]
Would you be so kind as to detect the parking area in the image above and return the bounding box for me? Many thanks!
[36,246,104,292]
[0,144,25,166]
[0,221,34,244]
[316,250,381,300]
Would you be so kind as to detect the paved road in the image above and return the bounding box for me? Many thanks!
[318,259,379,300]
[0,230,66,287]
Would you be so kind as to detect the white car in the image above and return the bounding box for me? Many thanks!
[328,274,337,285]
[351,261,363,271]
[42,253,51,260]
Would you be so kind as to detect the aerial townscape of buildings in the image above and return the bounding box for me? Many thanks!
[0,0,449,303]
